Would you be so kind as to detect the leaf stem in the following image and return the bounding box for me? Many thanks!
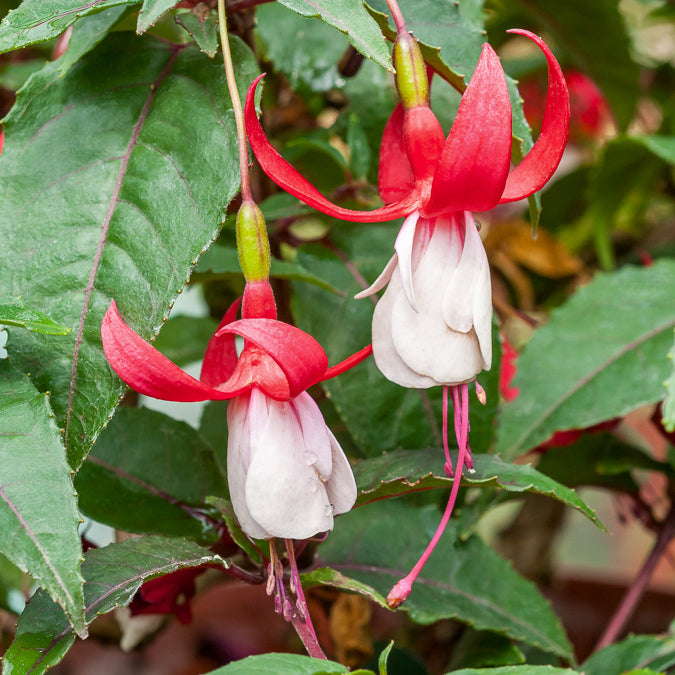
[217,0,252,202]
[593,502,675,652]
[384,0,408,34]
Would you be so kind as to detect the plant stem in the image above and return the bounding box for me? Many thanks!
[594,502,675,652]
[384,0,408,34]
[217,0,252,202]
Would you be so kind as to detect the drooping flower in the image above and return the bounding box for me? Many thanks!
[245,30,569,393]
[101,293,362,542]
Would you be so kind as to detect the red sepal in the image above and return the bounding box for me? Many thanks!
[200,298,241,388]
[102,301,231,402]
[424,44,511,216]
[378,105,415,205]
[499,30,570,203]
[245,75,418,222]
[217,318,328,399]
[323,344,373,381]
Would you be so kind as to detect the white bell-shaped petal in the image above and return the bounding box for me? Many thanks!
[227,389,357,540]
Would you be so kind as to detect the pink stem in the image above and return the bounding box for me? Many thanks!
[384,0,408,34]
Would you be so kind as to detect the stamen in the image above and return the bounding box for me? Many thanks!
[286,539,308,621]
[475,380,486,405]
[442,386,453,477]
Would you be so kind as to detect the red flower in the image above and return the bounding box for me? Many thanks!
[245,30,569,390]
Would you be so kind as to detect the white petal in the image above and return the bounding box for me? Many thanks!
[372,267,439,388]
[324,428,357,515]
[226,392,271,539]
[292,391,333,480]
[354,254,398,299]
[245,397,333,539]
[393,211,421,311]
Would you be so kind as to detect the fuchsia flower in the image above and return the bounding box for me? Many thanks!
[245,30,569,391]
[101,294,361,541]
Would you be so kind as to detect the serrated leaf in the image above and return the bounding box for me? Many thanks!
[0,33,258,468]
[0,297,71,335]
[509,0,640,130]
[204,653,351,675]
[137,0,178,32]
[0,361,85,637]
[175,6,218,58]
[193,244,343,294]
[4,536,228,674]
[0,0,138,52]
[56,5,128,77]
[448,629,526,670]
[353,448,602,527]
[276,0,390,72]
[582,632,675,675]
[291,225,500,457]
[206,496,263,564]
[663,330,675,433]
[75,407,227,542]
[318,500,573,659]
[497,261,675,459]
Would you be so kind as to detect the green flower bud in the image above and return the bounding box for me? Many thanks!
[393,32,429,109]
[236,200,271,282]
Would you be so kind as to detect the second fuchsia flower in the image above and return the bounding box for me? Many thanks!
[244,29,569,393]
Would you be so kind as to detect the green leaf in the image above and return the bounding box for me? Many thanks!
[0,297,71,335]
[4,536,228,674]
[582,632,675,675]
[0,0,139,52]
[204,653,350,675]
[0,361,85,637]
[445,668,578,675]
[634,134,675,164]
[663,331,675,433]
[378,641,394,675]
[275,0,391,72]
[137,0,179,32]
[353,448,602,528]
[193,244,343,294]
[152,315,218,366]
[206,496,263,564]
[535,434,672,493]
[0,33,259,468]
[175,6,218,58]
[75,407,227,542]
[509,0,640,130]
[447,629,526,670]
[497,261,675,459]
[318,500,573,659]
[292,225,500,457]
[56,6,128,77]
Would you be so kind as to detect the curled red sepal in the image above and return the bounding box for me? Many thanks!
[245,75,418,222]
[217,318,328,399]
[499,29,570,203]
[102,301,231,402]
[424,43,512,216]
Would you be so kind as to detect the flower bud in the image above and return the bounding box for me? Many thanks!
[236,200,271,283]
[393,32,429,109]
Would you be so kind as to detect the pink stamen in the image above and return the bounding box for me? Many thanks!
[386,382,470,609]
[442,386,453,477]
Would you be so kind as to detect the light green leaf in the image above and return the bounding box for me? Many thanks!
[301,567,389,608]
[497,261,675,459]
[56,5,128,77]
[353,448,602,528]
[4,536,228,674]
[582,632,675,675]
[276,0,391,72]
[634,134,675,164]
[0,361,85,637]
[445,667,578,675]
[318,501,573,659]
[75,407,227,542]
[0,297,71,335]
[0,34,258,468]
[175,6,219,58]
[137,0,178,32]
[0,0,139,52]
[204,653,350,675]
